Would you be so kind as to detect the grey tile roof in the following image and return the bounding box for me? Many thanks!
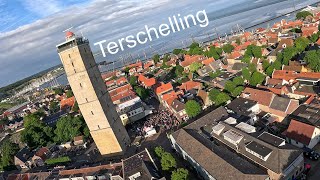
[269,96,291,112]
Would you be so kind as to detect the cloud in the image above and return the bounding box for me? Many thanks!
[0,0,179,86]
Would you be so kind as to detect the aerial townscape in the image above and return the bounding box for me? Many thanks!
[3,2,320,180]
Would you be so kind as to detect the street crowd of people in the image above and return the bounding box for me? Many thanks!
[145,109,178,130]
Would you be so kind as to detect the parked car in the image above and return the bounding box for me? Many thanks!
[303,147,320,161]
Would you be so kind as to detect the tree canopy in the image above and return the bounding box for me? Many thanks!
[204,47,222,59]
[189,62,202,72]
[173,49,182,55]
[161,152,177,171]
[175,65,184,77]
[304,50,320,72]
[209,88,220,102]
[21,112,53,148]
[224,80,236,93]
[66,90,74,98]
[129,76,138,86]
[233,76,245,86]
[249,71,265,86]
[0,140,19,171]
[214,92,231,106]
[241,68,252,80]
[153,54,160,64]
[185,100,202,118]
[54,115,87,143]
[222,44,234,54]
[171,168,189,180]
[310,33,319,43]
[231,86,245,97]
[134,87,150,100]
[54,88,64,95]
[296,11,313,20]
[294,37,310,53]
[245,45,262,58]
[49,101,60,113]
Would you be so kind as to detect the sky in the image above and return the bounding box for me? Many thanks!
[0,0,318,87]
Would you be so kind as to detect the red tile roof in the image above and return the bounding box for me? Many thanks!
[228,51,242,59]
[155,82,173,95]
[116,77,128,86]
[242,87,275,106]
[60,96,75,109]
[180,55,206,67]
[273,70,320,81]
[301,27,318,37]
[202,58,214,66]
[285,120,315,145]
[179,81,202,91]
[109,84,132,97]
[138,74,156,87]
[111,90,136,102]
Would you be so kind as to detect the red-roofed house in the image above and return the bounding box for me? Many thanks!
[179,81,202,92]
[284,119,320,148]
[301,26,318,37]
[138,74,157,89]
[227,51,242,65]
[180,55,207,71]
[202,58,214,66]
[116,77,128,86]
[154,82,173,99]
[60,96,75,110]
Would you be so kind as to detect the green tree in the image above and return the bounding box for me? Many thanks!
[49,101,60,113]
[273,60,282,70]
[54,88,64,95]
[282,47,297,65]
[222,44,234,54]
[171,168,189,180]
[153,54,160,64]
[266,66,275,77]
[241,55,251,64]
[224,80,236,93]
[154,146,165,158]
[262,60,270,71]
[304,50,320,72]
[204,47,221,59]
[209,88,220,102]
[66,90,74,98]
[296,11,313,20]
[248,63,257,72]
[294,37,310,53]
[236,38,241,45]
[54,115,85,143]
[215,92,231,106]
[310,33,319,43]
[161,152,177,171]
[175,65,184,77]
[163,54,170,62]
[189,62,202,72]
[124,67,131,75]
[209,69,221,78]
[0,140,19,171]
[129,76,138,86]
[231,86,244,97]
[72,101,79,112]
[173,49,182,55]
[135,87,150,100]
[233,76,245,86]
[250,71,265,86]
[185,100,202,118]
[245,45,262,58]
[21,112,54,148]
[189,42,200,49]
[242,68,251,80]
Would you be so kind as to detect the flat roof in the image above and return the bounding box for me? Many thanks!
[246,141,273,158]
